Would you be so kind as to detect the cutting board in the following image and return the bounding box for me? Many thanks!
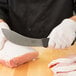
[0,43,76,76]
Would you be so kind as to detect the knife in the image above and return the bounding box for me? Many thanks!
[2,29,49,47]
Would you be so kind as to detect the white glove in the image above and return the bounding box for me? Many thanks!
[48,19,76,49]
[0,22,10,50]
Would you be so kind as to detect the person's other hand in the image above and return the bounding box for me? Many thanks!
[48,19,76,49]
[0,21,10,50]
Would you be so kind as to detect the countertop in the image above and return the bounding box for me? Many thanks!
[0,43,76,76]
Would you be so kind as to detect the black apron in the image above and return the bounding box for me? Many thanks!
[0,0,75,38]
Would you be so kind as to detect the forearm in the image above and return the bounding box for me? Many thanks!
[0,19,5,22]
[0,19,10,29]
[69,16,76,21]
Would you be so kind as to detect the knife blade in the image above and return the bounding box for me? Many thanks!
[2,29,49,47]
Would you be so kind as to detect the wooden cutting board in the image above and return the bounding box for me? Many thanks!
[0,43,76,76]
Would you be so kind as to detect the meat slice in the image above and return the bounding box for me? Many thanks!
[48,58,73,68]
[48,56,76,76]
[0,40,39,68]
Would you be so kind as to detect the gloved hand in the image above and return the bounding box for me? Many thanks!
[48,56,76,76]
[48,19,76,49]
[0,21,10,50]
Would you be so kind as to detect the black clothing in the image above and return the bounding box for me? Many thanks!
[0,0,75,38]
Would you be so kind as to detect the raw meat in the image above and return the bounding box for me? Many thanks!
[0,40,39,68]
[48,56,76,76]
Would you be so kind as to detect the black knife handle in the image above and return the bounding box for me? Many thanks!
[42,38,49,47]
[72,37,76,45]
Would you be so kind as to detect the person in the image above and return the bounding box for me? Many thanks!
[0,0,76,49]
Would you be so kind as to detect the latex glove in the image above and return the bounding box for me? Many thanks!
[48,19,76,49]
[0,21,10,50]
[48,56,76,76]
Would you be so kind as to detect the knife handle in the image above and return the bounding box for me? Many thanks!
[42,37,76,47]
[72,37,76,45]
[42,38,49,47]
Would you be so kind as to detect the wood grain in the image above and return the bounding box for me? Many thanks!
[0,43,76,76]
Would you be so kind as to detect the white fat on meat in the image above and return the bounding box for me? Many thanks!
[48,57,76,74]
[48,58,74,68]
[67,71,76,76]
[0,40,38,61]
[51,63,76,72]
